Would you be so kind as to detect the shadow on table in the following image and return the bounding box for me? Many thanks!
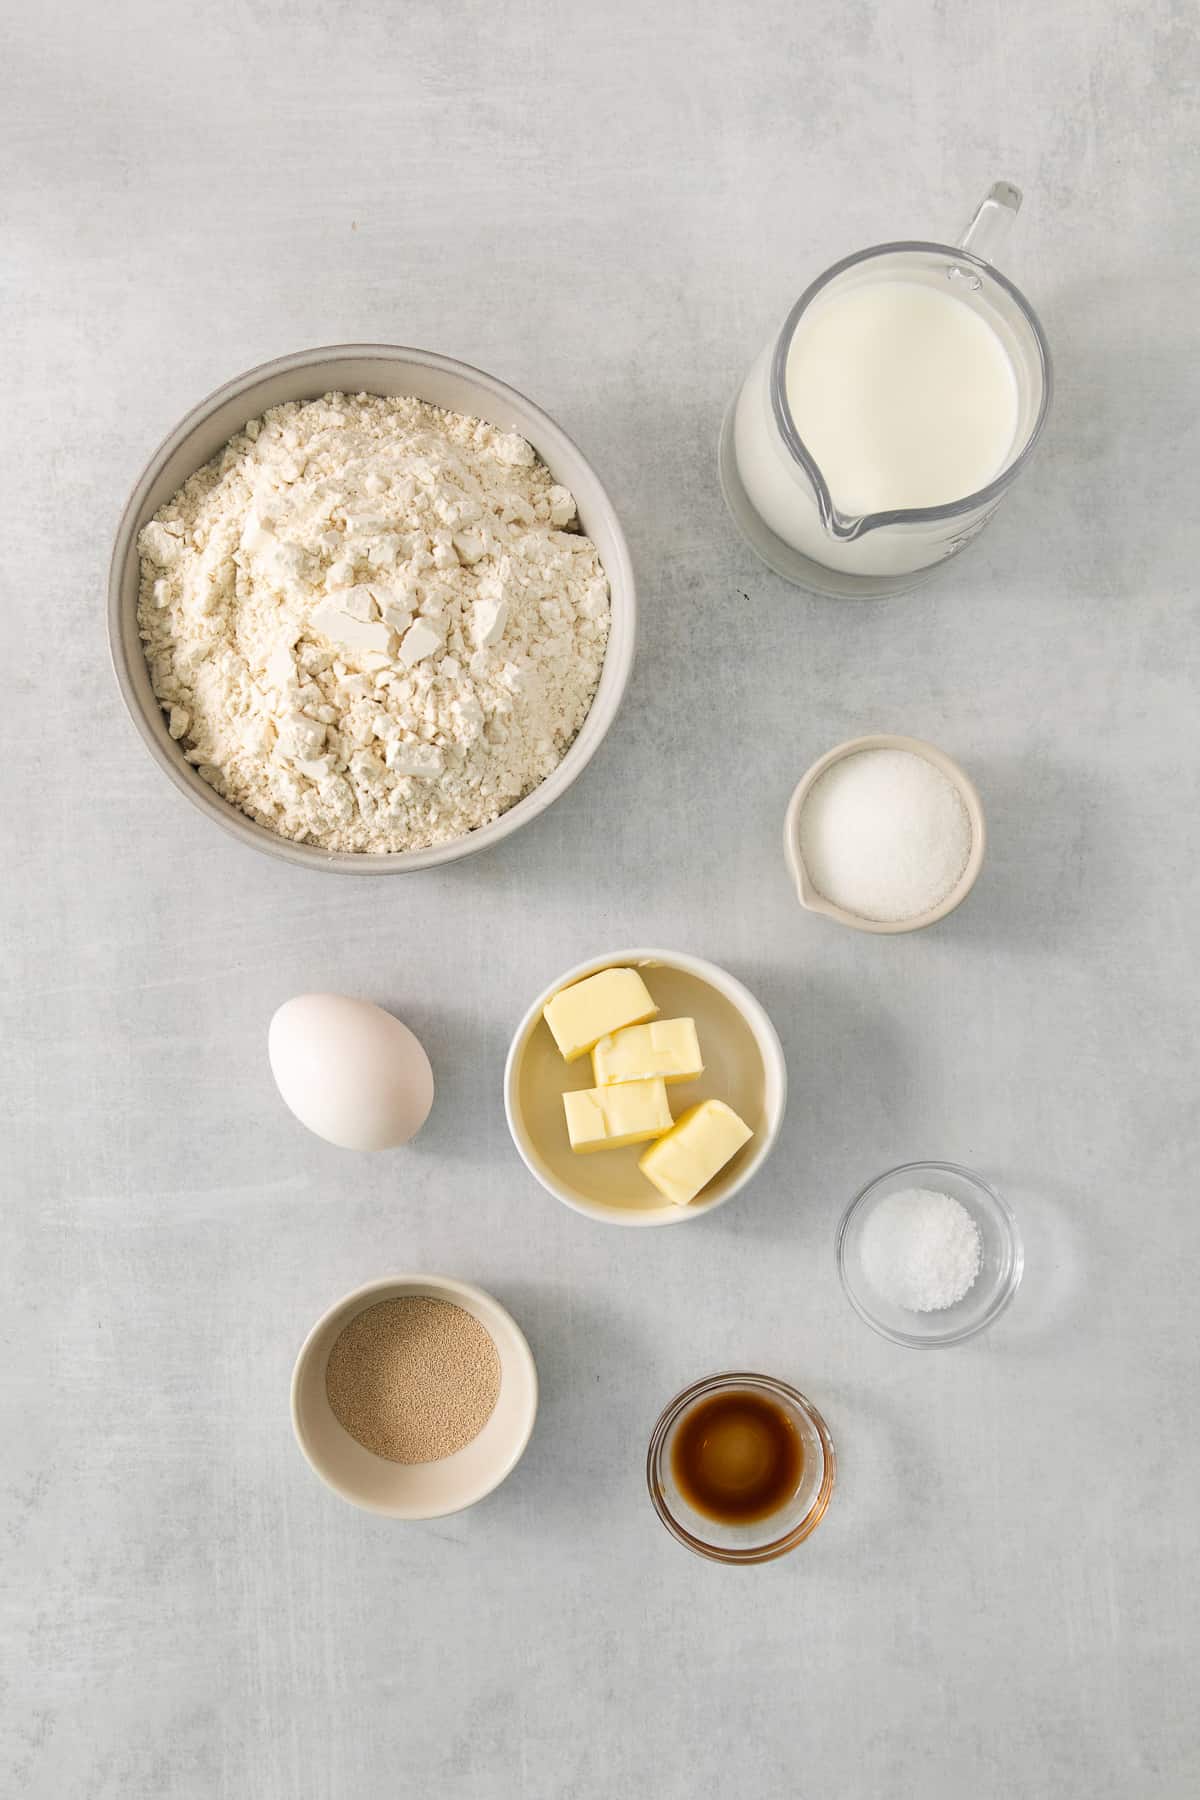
[701,963,911,1246]
[924,750,1123,958]
[978,1167,1090,1351]
[816,1377,938,1554]
[369,995,514,1167]
[472,1277,656,1521]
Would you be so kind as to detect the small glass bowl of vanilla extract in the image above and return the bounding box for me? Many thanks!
[646,1373,836,1564]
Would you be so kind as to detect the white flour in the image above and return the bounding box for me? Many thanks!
[137,393,610,852]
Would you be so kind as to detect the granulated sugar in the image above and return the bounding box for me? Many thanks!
[860,1187,982,1312]
[797,748,971,923]
[325,1295,500,1463]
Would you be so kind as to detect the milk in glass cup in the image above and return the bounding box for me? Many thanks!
[719,184,1052,597]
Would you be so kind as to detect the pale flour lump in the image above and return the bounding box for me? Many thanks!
[137,393,610,852]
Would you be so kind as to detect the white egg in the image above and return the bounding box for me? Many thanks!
[268,994,434,1150]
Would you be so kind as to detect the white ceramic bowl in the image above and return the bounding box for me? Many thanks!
[504,949,787,1228]
[783,733,986,933]
[108,344,636,873]
[290,1274,538,1517]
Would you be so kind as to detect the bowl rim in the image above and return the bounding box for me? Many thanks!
[835,1158,1024,1347]
[503,947,788,1228]
[107,341,637,874]
[289,1272,539,1516]
[783,734,987,933]
[645,1371,837,1563]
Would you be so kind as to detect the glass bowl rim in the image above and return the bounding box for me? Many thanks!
[836,1158,1024,1348]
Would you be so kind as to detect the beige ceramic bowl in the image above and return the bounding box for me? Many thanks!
[290,1274,537,1517]
[504,948,787,1228]
[783,733,986,934]
[108,344,636,873]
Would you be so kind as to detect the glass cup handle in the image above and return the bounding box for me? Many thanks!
[957,181,1022,265]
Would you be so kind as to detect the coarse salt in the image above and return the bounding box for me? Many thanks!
[859,1186,982,1313]
[797,748,971,923]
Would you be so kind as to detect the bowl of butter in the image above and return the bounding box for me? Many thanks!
[504,950,787,1226]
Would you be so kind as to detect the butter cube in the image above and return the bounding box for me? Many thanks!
[563,1078,673,1153]
[638,1099,754,1206]
[593,1018,703,1087]
[542,967,658,1063]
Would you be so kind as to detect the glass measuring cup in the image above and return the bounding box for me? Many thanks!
[718,183,1052,597]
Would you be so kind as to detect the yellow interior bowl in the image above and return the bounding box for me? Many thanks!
[504,949,787,1227]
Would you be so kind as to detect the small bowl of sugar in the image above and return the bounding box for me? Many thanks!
[836,1160,1023,1347]
[784,735,986,933]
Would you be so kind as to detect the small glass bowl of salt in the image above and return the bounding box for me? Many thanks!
[837,1160,1022,1346]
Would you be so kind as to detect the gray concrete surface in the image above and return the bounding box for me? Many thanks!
[3,1,1198,1795]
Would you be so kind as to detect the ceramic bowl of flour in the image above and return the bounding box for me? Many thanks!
[108,344,636,873]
